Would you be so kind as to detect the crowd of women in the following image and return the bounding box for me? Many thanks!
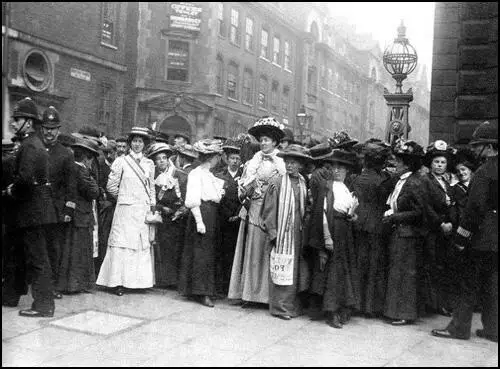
[3,105,497,341]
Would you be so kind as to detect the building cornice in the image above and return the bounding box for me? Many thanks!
[2,26,127,72]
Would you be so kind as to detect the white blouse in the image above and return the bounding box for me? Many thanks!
[386,171,412,214]
[185,166,225,208]
[331,181,356,214]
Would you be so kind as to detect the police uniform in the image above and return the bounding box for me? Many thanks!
[7,98,58,316]
[41,107,77,295]
[432,121,498,342]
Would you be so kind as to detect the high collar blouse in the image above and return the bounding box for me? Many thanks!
[184,166,224,208]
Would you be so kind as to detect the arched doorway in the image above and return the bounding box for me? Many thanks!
[159,115,192,140]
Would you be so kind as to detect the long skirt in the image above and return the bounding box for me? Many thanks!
[56,225,95,293]
[96,201,115,275]
[384,232,425,320]
[154,217,187,288]
[355,230,388,315]
[216,220,240,295]
[228,219,270,304]
[96,244,154,289]
[178,201,219,297]
[310,216,360,313]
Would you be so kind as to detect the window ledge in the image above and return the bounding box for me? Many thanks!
[259,56,270,62]
[271,62,282,68]
[284,68,293,74]
[215,93,224,97]
[242,102,253,107]
[100,41,118,50]
[228,97,239,103]
[258,107,268,112]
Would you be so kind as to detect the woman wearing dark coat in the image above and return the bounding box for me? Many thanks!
[56,138,100,293]
[350,141,393,317]
[307,147,360,329]
[421,140,455,316]
[383,140,428,325]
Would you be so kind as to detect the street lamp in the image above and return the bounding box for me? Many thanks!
[296,105,311,143]
[382,20,417,143]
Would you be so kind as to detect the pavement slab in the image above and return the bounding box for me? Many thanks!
[2,288,498,367]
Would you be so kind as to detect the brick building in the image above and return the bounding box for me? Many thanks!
[2,2,128,137]
[429,2,498,143]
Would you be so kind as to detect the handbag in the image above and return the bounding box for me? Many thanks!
[145,209,163,224]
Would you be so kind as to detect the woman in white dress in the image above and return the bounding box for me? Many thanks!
[228,117,286,306]
[97,127,156,296]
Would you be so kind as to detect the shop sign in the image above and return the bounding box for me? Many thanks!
[70,67,91,82]
[170,2,202,32]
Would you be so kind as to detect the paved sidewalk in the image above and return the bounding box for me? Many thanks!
[2,288,498,367]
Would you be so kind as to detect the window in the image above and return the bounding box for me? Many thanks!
[260,28,269,59]
[167,40,189,81]
[327,68,333,91]
[307,66,317,95]
[320,65,327,89]
[284,41,291,70]
[101,2,117,46]
[216,55,224,95]
[258,75,268,109]
[368,101,375,130]
[271,81,279,112]
[282,86,290,117]
[23,50,52,92]
[245,17,254,51]
[243,68,253,104]
[217,3,225,36]
[214,118,226,137]
[273,36,281,64]
[229,8,240,45]
[98,82,113,127]
[227,62,239,100]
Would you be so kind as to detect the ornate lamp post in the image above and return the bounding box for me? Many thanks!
[296,105,312,143]
[383,20,418,144]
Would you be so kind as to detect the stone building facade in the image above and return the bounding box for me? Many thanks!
[3,2,128,136]
[429,2,498,143]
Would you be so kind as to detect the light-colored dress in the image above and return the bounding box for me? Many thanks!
[97,152,156,288]
[228,149,286,303]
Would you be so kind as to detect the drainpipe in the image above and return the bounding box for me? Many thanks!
[2,2,12,140]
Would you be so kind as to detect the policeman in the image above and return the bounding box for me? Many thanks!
[432,121,498,342]
[41,106,77,299]
[6,97,58,317]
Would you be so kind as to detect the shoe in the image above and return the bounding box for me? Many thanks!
[115,287,124,296]
[476,329,498,343]
[275,315,292,321]
[391,319,412,326]
[431,328,468,340]
[241,301,252,309]
[326,314,343,329]
[19,309,54,318]
[339,309,351,324]
[200,296,214,308]
[53,291,63,299]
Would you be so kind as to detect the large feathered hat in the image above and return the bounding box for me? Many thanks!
[392,139,425,158]
[329,130,358,150]
[424,139,454,167]
[193,138,224,154]
[248,116,285,142]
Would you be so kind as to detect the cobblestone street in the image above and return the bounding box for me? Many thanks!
[2,288,498,367]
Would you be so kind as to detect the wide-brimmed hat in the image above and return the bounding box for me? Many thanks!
[71,132,103,148]
[469,121,498,146]
[329,130,358,149]
[71,137,99,156]
[193,139,224,154]
[41,106,61,128]
[248,116,285,142]
[281,128,295,144]
[277,144,312,162]
[176,144,199,159]
[222,139,241,154]
[128,127,151,142]
[453,148,478,172]
[147,142,173,159]
[12,97,40,122]
[102,140,117,153]
[174,132,191,144]
[309,142,334,162]
[154,132,170,144]
[392,139,425,158]
[424,140,454,167]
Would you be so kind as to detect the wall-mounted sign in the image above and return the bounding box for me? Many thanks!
[70,67,91,82]
[389,119,405,136]
[170,2,202,32]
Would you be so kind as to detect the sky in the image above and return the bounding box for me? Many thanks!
[328,2,435,87]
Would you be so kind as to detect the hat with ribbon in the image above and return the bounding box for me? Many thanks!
[222,139,242,154]
[277,144,312,162]
[469,121,498,146]
[128,126,151,140]
[71,132,103,148]
[71,136,100,156]
[147,142,173,159]
[424,139,454,167]
[392,139,425,158]
[193,138,224,155]
[248,116,285,142]
[213,135,228,143]
[329,130,358,149]
[176,144,199,159]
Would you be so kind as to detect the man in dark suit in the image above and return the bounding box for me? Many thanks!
[5,97,59,317]
[41,106,77,299]
[432,121,498,342]
[215,140,243,296]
